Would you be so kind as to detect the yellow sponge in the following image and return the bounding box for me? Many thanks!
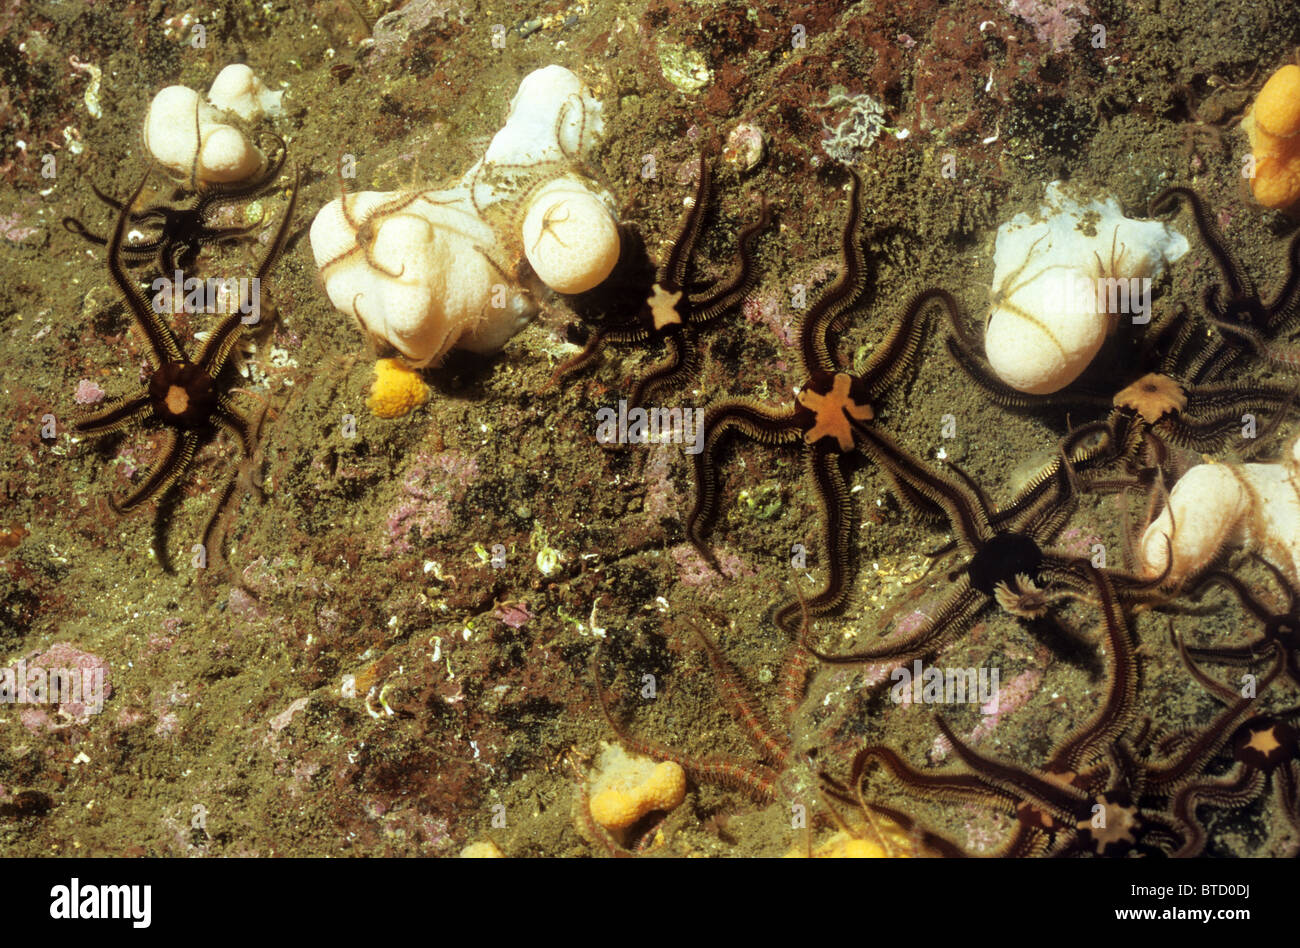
[587,744,686,831]
[367,358,429,419]
[787,819,917,858]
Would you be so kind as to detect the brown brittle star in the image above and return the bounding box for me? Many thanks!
[684,168,955,634]
[1183,554,1300,690]
[943,187,1300,463]
[71,164,298,572]
[61,132,287,273]
[550,151,770,407]
[829,566,1141,856]
[1142,636,1295,855]
[1149,187,1300,378]
[1165,709,1300,857]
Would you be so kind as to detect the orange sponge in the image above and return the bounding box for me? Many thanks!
[1246,64,1300,211]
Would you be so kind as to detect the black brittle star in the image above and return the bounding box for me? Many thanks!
[803,414,1166,666]
[1148,186,1300,378]
[942,189,1300,462]
[550,152,769,407]
[1131,635,1294,856]
[842,567,1287,855]
[1166,711,1300,856]
[1183,554,1300,690]
[947,290,1300,494]
[62,133,287,274]
[70,164,298,572]
[833,565,1142,856]
[684,168,955,634]
[1058,302,1300,477]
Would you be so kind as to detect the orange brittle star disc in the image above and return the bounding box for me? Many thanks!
[1113,372,1188,424]
[797,372,874,451]
[647,283,684,331]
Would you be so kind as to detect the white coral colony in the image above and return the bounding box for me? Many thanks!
[983,182,1189,395]
[207,63,284,122]
[310,189,535,365]
[1139,433,1300,587]
[309,66,620,367]
[143,65,283,186]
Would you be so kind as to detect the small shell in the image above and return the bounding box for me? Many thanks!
[723,123,764,173]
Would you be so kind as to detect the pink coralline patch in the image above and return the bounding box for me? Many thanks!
[895,609,930,636]
[116,707,148,728]
[317,606,341,636]
[0,211,39,242]
[284,757,323,797]
[264,696,310,752]
[1000,0,1090,53]
[366,801,456,854]
[150,681,191,739]
[676,155,703,185]
[144,634,175,655]
[1055,526,1102,559]
[930,666,1043,761]
[73,378,106,405]
[227,586,266,621]
[371,0,460,59]
[961,803,1014,854]
[17,708,49,732]
[643,445,682,521]
[747,257,842,348]
[670,543,754,590]
[116,446,140,479]
[854,660,895,689]
[153,711,180,738]
[742,293,797,347]
[13,643,112,731]
[385,450,480,554]
[269,696,309,733]
[493,602,532,628]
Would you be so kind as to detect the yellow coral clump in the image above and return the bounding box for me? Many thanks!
[367,358,429,419]
[1244,64,1300,212]
[587,743,686,832]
